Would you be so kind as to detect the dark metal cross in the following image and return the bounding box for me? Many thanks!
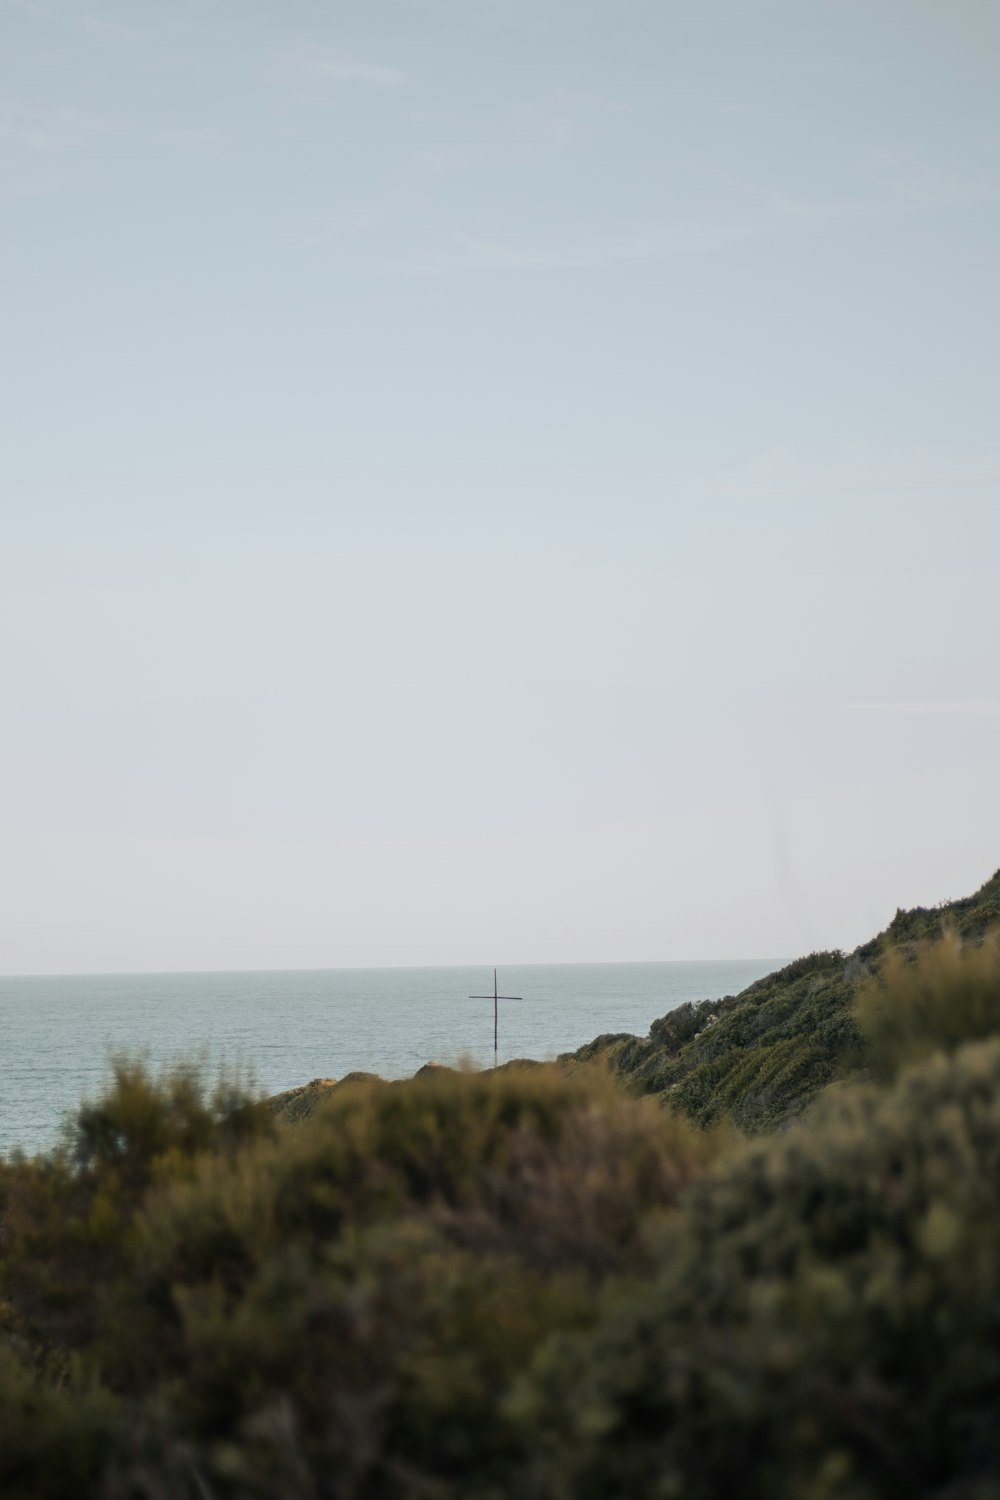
[469,967,522,1070]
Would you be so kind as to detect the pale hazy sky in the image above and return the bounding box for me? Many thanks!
[2,0,999,973]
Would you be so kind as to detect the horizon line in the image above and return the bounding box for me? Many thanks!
[0,955,785,982]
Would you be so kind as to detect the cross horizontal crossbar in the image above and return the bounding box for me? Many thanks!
[469,994,523,1001]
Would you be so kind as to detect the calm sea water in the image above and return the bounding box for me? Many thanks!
[0,960,778,1157]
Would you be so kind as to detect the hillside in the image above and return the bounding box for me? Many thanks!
[264,870,1000,1134]
[563,867,1000,1130]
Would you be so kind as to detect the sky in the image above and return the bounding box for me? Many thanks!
[2,0,999,973]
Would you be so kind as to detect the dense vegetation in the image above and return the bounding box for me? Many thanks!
[2,870,1000,1497]
[566,866,1000,1130]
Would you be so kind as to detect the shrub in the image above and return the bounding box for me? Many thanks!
[855,928,1000,1077]
[0,1349,118,1500]
[512,1038,1000,1500]
[0,1061,715,1499]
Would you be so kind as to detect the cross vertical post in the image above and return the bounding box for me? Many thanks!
[469,967,523,1069]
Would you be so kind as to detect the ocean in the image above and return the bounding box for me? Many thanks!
[0,959,778,1156]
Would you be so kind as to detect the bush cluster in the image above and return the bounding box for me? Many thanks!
[515,1037,1000,1500]
[0,1062,713,1498]
[856,927,1000,1076]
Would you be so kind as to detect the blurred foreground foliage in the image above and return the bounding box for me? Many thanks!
[2,870,1000,1497]
[0,1061,713,1498]
[516,1036,1000,1500]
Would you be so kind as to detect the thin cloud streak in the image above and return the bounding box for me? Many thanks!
[308,158,999,276]
[324,216,769,275]
[846,700,1000,717]
[154,126,224,148]
[0,95,111,152]
[296,51,404,86]
[0,0,141,39]
[731,466,1000,504]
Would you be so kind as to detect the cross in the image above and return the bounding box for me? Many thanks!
[469,967,523,1070]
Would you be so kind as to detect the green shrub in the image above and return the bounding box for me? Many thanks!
[0,1349,119,1500]
[648,998,723,1055]
[0,1062,714,1499]
[512,1038,1000,1500]
[69,1056,269,1185]
[856,928,1000,1077]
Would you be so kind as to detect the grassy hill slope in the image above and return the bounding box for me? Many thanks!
[564,867,1000,1131]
